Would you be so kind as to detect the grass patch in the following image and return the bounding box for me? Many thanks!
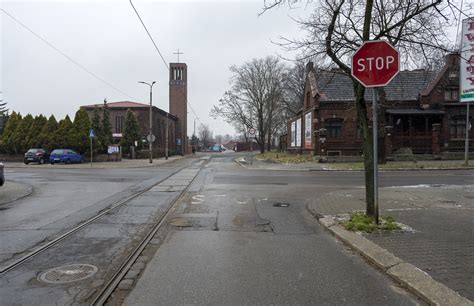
[256,152,314,164]
[326,160,474,170]
[341,212,401,233]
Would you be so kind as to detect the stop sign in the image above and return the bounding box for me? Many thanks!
[351,40,399,87]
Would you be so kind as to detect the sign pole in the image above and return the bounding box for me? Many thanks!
[250,137,253,165]
[90,137,93,168]
[465,102,470,166]
[373,88,379,224]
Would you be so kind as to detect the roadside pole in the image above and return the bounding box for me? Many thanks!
[372,88,379,224]
[249,128,255,165]
[165,113,169,160]
[351,40,399,224]
[460,18,474,166]
[250,139,253,165]
[89,128,95,168]
[465,102,470,166]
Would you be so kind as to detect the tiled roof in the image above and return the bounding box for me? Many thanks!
[82,101,149,108]
[313,69,438,102]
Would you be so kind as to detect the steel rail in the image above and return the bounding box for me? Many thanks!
[91,162,205,306]
[0,165,186,274]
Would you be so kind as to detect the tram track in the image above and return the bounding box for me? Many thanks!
[92,160,206,305]
[0,160,194,274]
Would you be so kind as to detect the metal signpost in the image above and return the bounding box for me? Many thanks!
[89,128,95,167]
[351,40,400,224]
[460,18,474,166]
[249,128,256,165]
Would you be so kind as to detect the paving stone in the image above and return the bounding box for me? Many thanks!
[309,185,474,302]
[118,279,134,290]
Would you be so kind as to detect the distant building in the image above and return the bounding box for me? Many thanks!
[82,101,178,157]
[83,63,189,157]
[286,53,473,156]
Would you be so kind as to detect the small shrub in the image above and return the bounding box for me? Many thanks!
[342,212,400,233]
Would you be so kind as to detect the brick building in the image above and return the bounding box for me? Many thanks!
[83,63,189,157]
[169,62,188,155]
[286,53,473,156]
[82,101,178,157]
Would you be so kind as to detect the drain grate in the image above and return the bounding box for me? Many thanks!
[38,264,98,284]
[273,203,290,207]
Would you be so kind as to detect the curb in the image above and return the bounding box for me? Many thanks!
[234,158,473,172]
[0,180,34,206]
[306,204,473,306]
[233,157,248,169]
[3,155,188,170]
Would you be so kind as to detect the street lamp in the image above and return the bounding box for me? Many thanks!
[138,81,156,163]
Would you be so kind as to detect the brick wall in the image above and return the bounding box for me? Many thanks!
[169,63,188,155]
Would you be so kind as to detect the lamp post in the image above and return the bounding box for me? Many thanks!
[165,112,169,160]
[192,118,197,154]
[139,81,156,163]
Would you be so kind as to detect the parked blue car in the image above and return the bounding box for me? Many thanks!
[50,149,84,164]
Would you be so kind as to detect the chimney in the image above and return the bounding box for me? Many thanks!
[445,52,460,66]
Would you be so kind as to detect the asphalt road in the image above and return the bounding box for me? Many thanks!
[0,165,176,265]
[0,152,471,304]
[124,153,451,305]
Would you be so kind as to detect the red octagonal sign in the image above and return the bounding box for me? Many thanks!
[351,40,399,87]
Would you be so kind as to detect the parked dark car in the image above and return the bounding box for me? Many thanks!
[50,149,84,164]
[24,148,50,164]
[0,163,4,186]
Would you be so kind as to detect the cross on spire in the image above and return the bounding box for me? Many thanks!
[173,48,184,63]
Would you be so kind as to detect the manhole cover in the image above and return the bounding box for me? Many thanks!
[273,203,290,207]
[38,264,98,284]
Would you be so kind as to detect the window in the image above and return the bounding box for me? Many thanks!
[115,116,124,133]
[444,90,459,101]
[450,117,467,139]
[325,119,343,138]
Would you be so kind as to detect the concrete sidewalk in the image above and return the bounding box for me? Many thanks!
[307,185,474,304]
[2,155,187,169]
[235,154,327,171]
[236,154,474,171]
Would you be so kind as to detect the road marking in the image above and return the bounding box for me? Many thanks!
[191,194,205,205]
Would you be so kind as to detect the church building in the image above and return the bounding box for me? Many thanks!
[82,62,189,157]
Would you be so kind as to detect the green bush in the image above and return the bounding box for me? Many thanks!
[342,212,400,233]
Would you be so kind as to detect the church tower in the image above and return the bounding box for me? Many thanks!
[169,63,187,155]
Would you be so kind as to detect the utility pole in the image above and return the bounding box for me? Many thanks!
[165,113,169,160]
[139,81,156,163]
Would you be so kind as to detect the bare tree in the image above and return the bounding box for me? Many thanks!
[282,61,306,116]
[198,124,213,148]
[263,0,457,217]
[211,56,287,153]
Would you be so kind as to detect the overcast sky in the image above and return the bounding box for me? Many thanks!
[1,0,310,137]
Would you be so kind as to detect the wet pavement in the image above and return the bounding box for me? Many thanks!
[124,154,423,305]
[0,156,201,305]
[307,184,474,301]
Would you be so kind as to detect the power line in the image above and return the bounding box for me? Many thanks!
[1,8,137,100]
[129,0,204,127]
[129,0,169,71]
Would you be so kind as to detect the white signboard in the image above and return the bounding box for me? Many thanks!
[107,145,120,154]
[291,121,296,147]
[460,17,474,103]
[296,118,302,147]
[304,112,312,149]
